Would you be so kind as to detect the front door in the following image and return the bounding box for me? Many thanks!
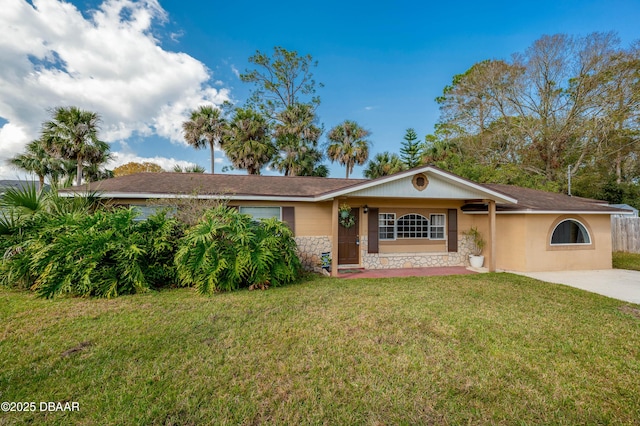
[338,208,359,265]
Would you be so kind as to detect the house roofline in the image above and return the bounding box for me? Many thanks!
[58,191,320,202]
[463,210,632,215]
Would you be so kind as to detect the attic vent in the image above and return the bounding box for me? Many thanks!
[412,173,429,191]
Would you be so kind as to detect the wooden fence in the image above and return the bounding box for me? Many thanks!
[612,217,640,253]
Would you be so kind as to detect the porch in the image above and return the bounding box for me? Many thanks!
[328,197,499,277]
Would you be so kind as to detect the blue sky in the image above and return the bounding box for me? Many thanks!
[1,0,639,179]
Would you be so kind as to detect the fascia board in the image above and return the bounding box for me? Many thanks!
[58,191,317,202]
[463,210,631,215]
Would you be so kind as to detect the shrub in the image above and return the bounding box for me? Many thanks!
[135,211,184,288]
[175,205,301,294]
[0,208,182,298]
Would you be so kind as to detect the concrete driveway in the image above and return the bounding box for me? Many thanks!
[515,269,640,304]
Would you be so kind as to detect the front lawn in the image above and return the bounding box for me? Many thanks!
[1,274,639,424]
[613,251,640,271]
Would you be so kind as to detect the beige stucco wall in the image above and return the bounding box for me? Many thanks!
[109,196,613,272]
[494,214,612,272]
[198,200,335,237]
[493,215,527,271]
[116,198,333,236]
[289,202,333,236]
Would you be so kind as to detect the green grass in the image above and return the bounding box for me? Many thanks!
[613,251,640,271]
[1,274,640,425]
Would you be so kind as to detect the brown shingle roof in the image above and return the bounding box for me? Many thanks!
[60,171,629,214]
[60,173,367,198]
[483,184,622,213]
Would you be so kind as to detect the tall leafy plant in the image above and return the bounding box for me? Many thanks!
[0,209,181,298]
[175,205,301,294]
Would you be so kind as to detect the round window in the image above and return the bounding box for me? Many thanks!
[412,173,429,191]
[550,219,591,245]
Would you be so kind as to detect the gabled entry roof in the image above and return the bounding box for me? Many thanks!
[320,166,518,204]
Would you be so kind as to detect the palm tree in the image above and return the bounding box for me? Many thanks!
[0,181,47,216]
[182,105,226,174]
[173,164,206,173]
[326,120,371,178]
[309,163,329,177]
[49,159,78,188]
[41,106,108,186]
[222,108,275,175]
[272,103,324,176]
[363,152,406,179]
[9,138,59,191]
[82,162,114,182]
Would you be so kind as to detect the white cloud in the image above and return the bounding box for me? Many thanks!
[169,31,184,42]
[230,64,240,78]
[0,0,231,178]
[0,122,31,180]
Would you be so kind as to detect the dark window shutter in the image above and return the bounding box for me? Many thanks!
[282,207,295,234]
[368,207,379,254]
[447,208,458,252]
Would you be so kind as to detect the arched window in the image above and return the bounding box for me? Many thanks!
[550,219,591,245]
[397,214,429,238]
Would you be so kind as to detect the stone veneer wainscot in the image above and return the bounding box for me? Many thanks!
[296,235,477,271]
[295,236,332,272]
[359,235,476,269]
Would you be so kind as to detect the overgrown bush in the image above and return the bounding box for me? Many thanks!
[1,183,302,298]
[135,212,184,287]
[175,205,301,294]
[0,209,182,298]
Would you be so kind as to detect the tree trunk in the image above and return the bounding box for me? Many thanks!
[209,142,215,174]
[38,174,45,194]
[76,155,83,186]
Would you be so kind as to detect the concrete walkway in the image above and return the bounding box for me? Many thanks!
[515,269,640,304]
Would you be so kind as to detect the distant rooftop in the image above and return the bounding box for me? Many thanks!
[0,180,47,192]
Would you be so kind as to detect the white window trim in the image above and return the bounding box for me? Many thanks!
[549,218,592,246]
[396,213,430,239]
[429,213,446,240]
[379,213,397,241]
[378,212,448,241]
[239,206,282,221]
[132,205,176,221]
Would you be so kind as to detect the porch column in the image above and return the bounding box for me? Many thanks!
[331,198,339,277]
[488,199,496,272]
